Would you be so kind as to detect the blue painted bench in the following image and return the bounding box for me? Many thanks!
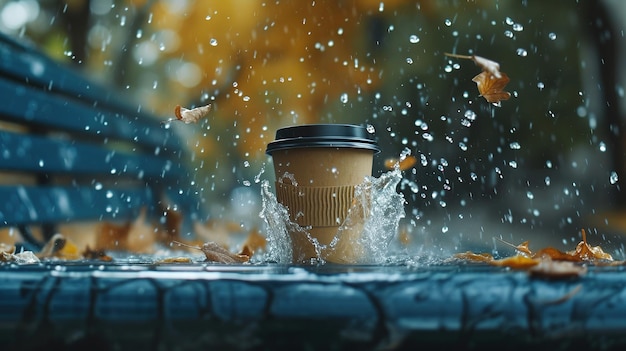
[0,32,203,248]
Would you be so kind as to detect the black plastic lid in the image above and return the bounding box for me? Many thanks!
[266,124,381,155]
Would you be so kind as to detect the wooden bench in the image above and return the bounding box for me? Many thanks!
[0,32,203,249]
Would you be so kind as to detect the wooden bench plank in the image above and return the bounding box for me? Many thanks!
[0,34,150,119]
[0,130,183,179]
[0,185,151,226]
[0,77,181,152]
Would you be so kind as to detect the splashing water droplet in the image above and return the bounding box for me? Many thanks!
[516,48,528,57]
[409,34,420,43]
[512,23,524,31]
[340,93,349,103]
[548,32,557,40]
[610,171,619,184]
[209,38,218,46]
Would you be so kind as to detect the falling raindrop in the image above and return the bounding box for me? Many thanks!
[509,142,521,150]
[209,38,218,46]
[512,23,524,31]
[548,32,557,40]
[340,93,349,103]
[516,48,528,57]
[406,58,413,64]
[610,171,619,185]
[409,34,420,43]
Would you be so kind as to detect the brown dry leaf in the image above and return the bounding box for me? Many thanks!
[165,104,211,124]
[498,239,532,256]
[173,240,250,264]
[1,250,39,264]
[159,207,183,243]
[533,247,581,262]
[193,219,242,249]
[156,257,193,264]
[1,243,15,255]
[82,246,113,261]
[567,229,613,261]
[96,208,156,253]
[452,251,494,262]
[96,220,132,251]
[471,71,511,104]
[444,52,511,105]
[201,242,249,263]
[238,228,267,257]
[490,255,540,269]
[38,233,82,260]
[384,155,417,171]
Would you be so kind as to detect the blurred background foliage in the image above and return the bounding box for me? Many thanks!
[1,0,625,253]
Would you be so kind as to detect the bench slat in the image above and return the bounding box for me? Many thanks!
[0,34,160,121]
[0,130,184,179]
[0,185,151,226]
[0,77,181,152]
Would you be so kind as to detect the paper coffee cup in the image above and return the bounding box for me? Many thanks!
[266,124,380,263]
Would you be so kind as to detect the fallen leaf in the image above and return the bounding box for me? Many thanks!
[96,208,155,253]
[452,251,494,262]
[533,247,581,262]
[164,104,211,124]
[172,240,249,264]
[490,255,539,269]
[238,228,267,257]
[156,257,193,264]
[567,228,613,261]
[1,246,40,264]
[38,233,82,260]
[82,246,113,261]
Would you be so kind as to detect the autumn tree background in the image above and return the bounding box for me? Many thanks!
[1,0,625,250]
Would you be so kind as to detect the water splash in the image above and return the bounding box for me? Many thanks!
[259,169,406,264]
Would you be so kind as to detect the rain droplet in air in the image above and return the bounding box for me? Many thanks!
[516,48,528,57]
[548,32,557,40]
[340,93,349,103]
[610,171,619,184]
[409,34,420,43]
[209,38,218,46]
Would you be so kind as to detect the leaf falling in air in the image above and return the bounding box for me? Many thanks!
[444,52,511,105]
[164,104,212,124]
[384,155,417,171]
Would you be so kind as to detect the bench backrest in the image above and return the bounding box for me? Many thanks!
[0,33,203,247]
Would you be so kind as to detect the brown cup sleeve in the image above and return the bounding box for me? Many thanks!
[275,182,356,227]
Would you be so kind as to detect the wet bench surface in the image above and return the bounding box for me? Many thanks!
[1,262,626,351]
[0,32,201,247]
